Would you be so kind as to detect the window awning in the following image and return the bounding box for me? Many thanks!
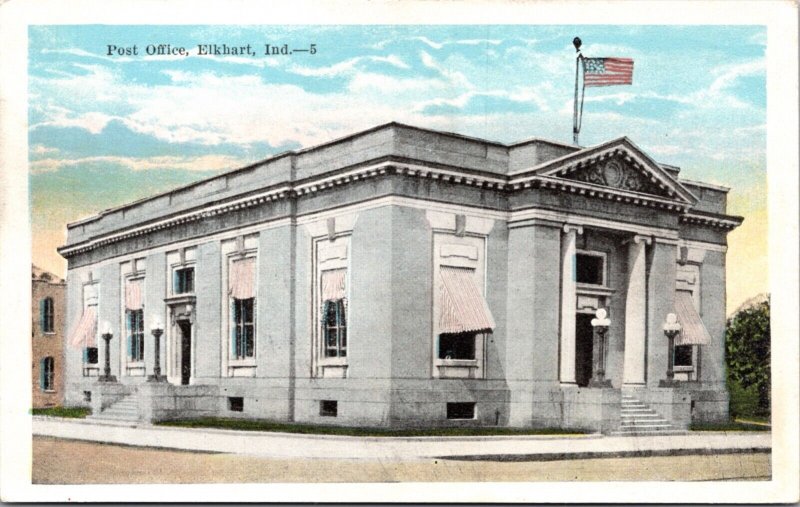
[321,269,346,302]
[125,279,143,311]
[229,258,256,299]
[439,266,496,334]
[69,305,97,348]
[675,291,712,345]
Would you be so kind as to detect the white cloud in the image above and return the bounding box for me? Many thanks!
[707,60,765,95]
[29,154,247,174]
[347,72,446,93]
[411,36,502,49]
[647,144,684,156]
[30,144,60,155]
[419,51,473,90]
[289,55,409,77]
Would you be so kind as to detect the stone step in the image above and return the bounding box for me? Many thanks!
[91,394,140,422]
[620,422,672,428]
[615,393,680,435]
[610,429,687,436]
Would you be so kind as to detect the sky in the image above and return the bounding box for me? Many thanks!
[28,25,767,313]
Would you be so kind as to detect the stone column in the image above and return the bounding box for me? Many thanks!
[559,224,583,385]
[622,234,651,387]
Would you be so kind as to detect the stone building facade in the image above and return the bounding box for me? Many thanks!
[58,123,742,432]
[32,265,65,408]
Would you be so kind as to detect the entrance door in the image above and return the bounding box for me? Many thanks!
[575,313,594,387]
[178,320,192,385]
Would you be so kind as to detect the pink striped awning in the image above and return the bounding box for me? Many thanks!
[125,279,143,311]
[321,269,346,302]
[229,257,256,299]
[439,266,495,334]
[68,305,97,348]
[675,291,711,345]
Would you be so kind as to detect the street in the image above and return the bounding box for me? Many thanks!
[32,436,771,483]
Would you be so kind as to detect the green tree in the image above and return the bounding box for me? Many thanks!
[726,296,770,415]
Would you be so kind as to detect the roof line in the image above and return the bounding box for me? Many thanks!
[66,122,584,228]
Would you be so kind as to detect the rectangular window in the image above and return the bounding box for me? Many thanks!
[232,298,255,359]
[127,309,145,362]
[40,357,55,391]
[674,345,693,367]
[323,299,347,358]
[40,298,55,333]
[174,267,195,294]
[438,332,476,360]
[576,253,604,285]
[83,390,92,402]
[84,347,98,364]
[320,400,338,417]
[446,402,475,420]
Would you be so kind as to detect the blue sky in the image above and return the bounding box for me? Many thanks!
[29,25,767,310]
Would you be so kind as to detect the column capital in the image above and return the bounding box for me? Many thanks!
[624,234,652,246]
[562,224,584,235]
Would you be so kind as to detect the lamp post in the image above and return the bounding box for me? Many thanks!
[98,321,117,382]
[147,317,166,382]
[589,308,612,388]
[659,313,682,387]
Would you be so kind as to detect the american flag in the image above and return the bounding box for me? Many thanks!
[583,57,634,87]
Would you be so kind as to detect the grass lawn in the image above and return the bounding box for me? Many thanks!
[690,420,770,432]
[31,406,91,418]
[157,418,589,437]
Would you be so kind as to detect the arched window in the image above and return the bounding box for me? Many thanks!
[40,298,54,333]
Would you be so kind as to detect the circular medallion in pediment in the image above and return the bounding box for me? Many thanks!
[603,160,624,187]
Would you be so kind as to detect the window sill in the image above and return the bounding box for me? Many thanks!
[674,365,694,372]
[41,389,57,393]
[436,359,479,366]
[318,363,348,378]
[228,359,256,367]
[436,360,481,379]
[319,356,347,365]
[576,284,615,296]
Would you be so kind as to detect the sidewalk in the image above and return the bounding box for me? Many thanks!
[32,416,771,461]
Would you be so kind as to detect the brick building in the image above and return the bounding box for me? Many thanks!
[58,123,742,432]
[32,265,65,408]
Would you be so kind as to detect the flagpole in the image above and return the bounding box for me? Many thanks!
[572,37,583,146]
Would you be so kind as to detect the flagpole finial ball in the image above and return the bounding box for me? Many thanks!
[573,37,582,51]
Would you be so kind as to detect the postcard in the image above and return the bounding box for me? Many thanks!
[0,0,797,503]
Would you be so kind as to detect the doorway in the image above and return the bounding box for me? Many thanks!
[177,320,192,385]
[575,313,594,387]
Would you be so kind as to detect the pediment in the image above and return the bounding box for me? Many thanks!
[532,138,697,205]
[560,155,670,197]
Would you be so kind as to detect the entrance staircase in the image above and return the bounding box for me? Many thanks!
[610,392,686,436]
[90,394,140,423]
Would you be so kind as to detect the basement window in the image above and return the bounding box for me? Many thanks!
[83,391,92,403]
[446,402,476,420]
[228,397,244,412]
[320,400,338,417]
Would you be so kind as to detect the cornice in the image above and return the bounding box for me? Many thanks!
[59,159,738,258]
[679,212,743,230]
[522,175,690,212]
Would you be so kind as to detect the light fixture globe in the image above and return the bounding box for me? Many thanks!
[100,320,112,336]
[150,316,164,334]
[663,312,681,332]
[591,308,611,327]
